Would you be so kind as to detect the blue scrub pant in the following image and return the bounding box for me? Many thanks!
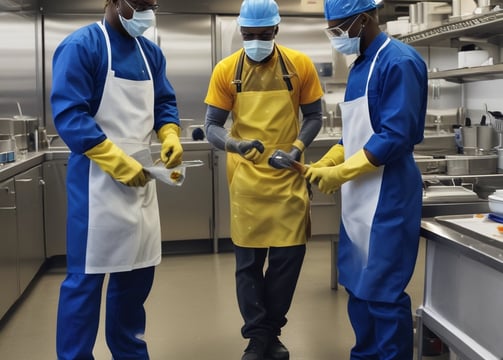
[347,289,414,360]
[234,245,306,341]
[56,267,155,360]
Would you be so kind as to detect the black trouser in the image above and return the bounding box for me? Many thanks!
[234,244,306,340]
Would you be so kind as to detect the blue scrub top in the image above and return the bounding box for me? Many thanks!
[346,32,427,165]
[50,21,179,273]
[338,32,428,302]
[50,20,179,155]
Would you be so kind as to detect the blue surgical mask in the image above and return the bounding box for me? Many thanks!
[119,9,156,38]
[243,40,275,62]
[330,34,361,56]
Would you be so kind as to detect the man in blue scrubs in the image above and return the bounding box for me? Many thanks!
[305,0,427,359]
[50,0,182,358]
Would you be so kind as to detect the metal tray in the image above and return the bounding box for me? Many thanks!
[423,185,479,203]
[435,214,503,250]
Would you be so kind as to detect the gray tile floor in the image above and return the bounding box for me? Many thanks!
[0,237,448,359]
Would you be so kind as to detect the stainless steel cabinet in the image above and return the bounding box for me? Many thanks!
[214,150,230,241]
[42,159,68,257]
[304,146,340,236]
[0,165,47,319]
[0,179,18,319]
[15,165,45,293]
[152,149,213,242]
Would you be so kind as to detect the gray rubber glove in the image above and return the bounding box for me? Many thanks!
[268,147,301,169]
[225,138,264,162]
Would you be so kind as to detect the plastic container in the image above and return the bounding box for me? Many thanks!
[488,194,503,215]
[458,50,489,68]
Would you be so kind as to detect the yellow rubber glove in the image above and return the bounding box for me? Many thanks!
[310,143,345,168]
[225,138,265,163]
[157,123,183,168]
[84,138,148,187]
[305,149,378,194]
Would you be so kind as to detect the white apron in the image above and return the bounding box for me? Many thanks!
[84,22,161,273]
[339,38,390,268]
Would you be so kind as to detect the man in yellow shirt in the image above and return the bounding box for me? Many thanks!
[204,1,323,359]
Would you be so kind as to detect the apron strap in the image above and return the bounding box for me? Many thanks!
[365,37,391,95]
[97,20,112,72]
[232,50,246,93]
[97,20,153,81]
[276,47,293,91]
[232,46,293,93]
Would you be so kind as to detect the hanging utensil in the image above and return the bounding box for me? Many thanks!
[480,114,487,126]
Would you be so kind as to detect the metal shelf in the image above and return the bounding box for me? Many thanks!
[429,64,503,83]
[398,10,503,46]
[422,173,503,181]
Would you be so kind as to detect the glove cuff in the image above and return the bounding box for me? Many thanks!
[292,139,305,152]
[224,137,236,153]
[158,123,181,142]
[342,149,378,177]
[84,138,143,183]
[322,144,345,166]
[85,138,115,157]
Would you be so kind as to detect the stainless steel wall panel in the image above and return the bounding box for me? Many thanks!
[42,14,103,134]
[156,14,213,125]
[0,0,38,12]
[0,12,40,120]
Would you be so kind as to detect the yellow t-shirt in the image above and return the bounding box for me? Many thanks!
[204,44,324,114]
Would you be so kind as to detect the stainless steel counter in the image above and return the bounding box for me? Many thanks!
[0,152,45,182]
[0,140,214,181]
[417,217,503,360]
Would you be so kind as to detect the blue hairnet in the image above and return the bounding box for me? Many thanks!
[324,0,380,21]
[237,0,281,27]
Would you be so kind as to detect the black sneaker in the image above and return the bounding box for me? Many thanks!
[265,337,289,360]
[241,338,267,360]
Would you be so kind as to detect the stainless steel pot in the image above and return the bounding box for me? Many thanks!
[12,115,39,151]
[476,125,498,152]
[0,118,14,135]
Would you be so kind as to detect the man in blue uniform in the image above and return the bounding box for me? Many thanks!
[305,0,427,359]
[50,0,183,358]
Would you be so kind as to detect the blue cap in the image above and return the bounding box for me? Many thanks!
[324,0,380,21]
[237,0,281,27]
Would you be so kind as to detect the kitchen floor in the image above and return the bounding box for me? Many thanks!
[0,237,449,360]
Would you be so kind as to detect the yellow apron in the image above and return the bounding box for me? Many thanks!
[227,49,309,248]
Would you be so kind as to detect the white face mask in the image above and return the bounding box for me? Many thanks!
[243,40,275,62]
[326,15,363,56]
[118,3,156,38]
[330,34,361,56]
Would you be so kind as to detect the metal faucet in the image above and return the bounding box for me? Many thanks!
[434,115,442,134]
[328,110,334,136]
